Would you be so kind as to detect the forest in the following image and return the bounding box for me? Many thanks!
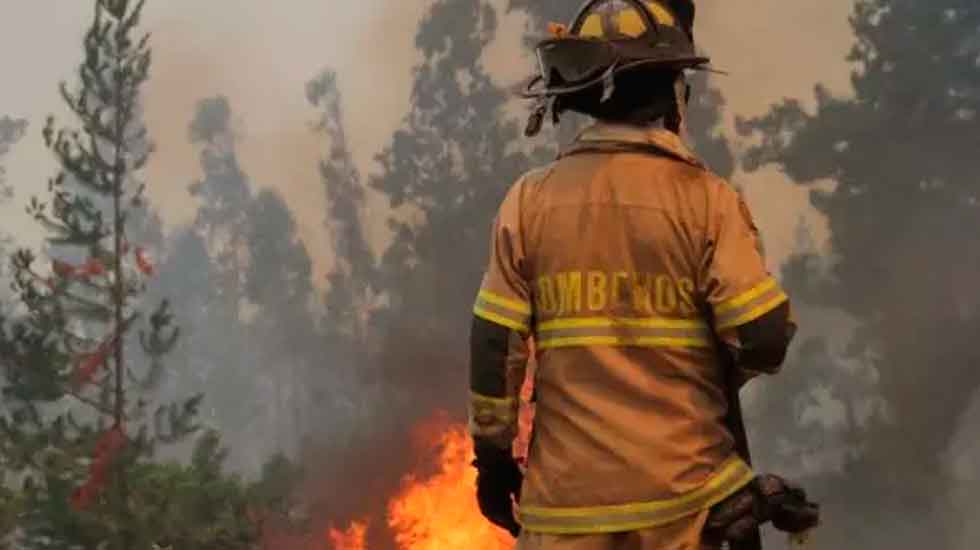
[0,0,977,548]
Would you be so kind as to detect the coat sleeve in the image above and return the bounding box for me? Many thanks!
[699,184,796,376]
[469,181,533,450]
[472,182,533,334]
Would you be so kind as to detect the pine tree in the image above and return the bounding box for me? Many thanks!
[187,97,252,307]
[181,95,296,471]
[0,2,204,548]
[306,71,380,447]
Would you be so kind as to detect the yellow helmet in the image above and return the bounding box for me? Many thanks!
[576,0,688,41]
[519,0,707,100]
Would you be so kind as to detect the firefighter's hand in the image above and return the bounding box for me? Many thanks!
[704,474,819,542]
[472,440,523,537]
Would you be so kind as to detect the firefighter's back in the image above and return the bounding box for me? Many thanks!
[515,124,752,537]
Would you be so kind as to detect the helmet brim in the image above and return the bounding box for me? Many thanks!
[513,55,711,99]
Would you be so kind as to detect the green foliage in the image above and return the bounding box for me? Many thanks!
[0,482,25,549]
[0,2,276,548]
[114,431,260,549]
[12,430,276,550]
[247,452,305,513]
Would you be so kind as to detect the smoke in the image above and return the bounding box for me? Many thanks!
[690,0,857,267]
[141,0,433,285]
[0,0,853,278]
[0,117,26,204]
[0,116,28,294]
[20,1,980,548]
[481,0,857,268]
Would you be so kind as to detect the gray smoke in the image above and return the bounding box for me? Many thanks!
[0,117,27,297]
[5,1,977,548]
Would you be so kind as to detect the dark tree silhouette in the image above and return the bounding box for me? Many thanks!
[738,1,980,548]
[170,95,319,470]
[243,188,318,454]
[176,96,268,469]
[304,71,380,454]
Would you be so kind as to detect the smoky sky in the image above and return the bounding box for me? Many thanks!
[5,2,980,548]
[1,0,854,280]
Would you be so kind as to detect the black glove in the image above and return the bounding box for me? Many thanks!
[704,474,820,543]
[472,440,523,537]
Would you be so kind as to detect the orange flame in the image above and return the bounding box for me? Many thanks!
[324,355,537,550]
[327,521,369,550]
[324,420,526,550]
[386,424,514,550]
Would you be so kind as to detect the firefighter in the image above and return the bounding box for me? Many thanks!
[468,1,819,548]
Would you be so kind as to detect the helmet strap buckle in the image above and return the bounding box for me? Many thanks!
[600,70,616,103]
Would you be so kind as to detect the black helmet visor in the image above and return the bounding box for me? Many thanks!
[535,38,618,88]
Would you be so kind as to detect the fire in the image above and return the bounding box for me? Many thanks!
[324,419,526,550]
[323,356,537,550]
[327,521,369,550]
[386,424,515,550]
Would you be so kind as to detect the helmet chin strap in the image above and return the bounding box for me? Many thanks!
[524,71,695,138]
[664,72,689,135]
[524,97,554,138]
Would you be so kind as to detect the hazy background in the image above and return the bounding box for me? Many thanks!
[0,0,852,276]
[3,1,979,549]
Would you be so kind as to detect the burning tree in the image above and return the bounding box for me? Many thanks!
[0,1,266,548]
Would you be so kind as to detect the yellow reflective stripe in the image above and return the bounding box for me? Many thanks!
[539,316,707,331]
[535,316,712,349]
[538,336,711,350]
[521,457,749,518]
[716,292,789,331]
[714,278,789,331]
[474,305,530,333]
[715,278,777,316]
[518,456,754,534]
[478,290,531,315]
[473,290,531,333]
